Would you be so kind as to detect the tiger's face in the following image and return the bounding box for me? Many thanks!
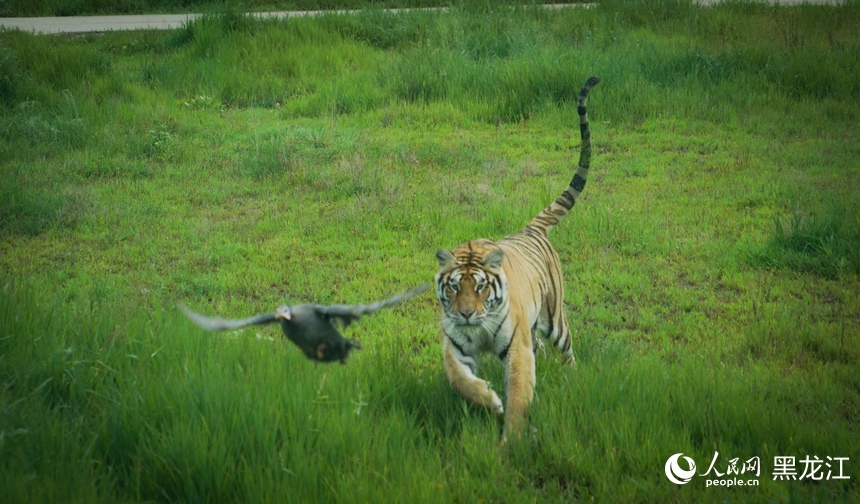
[435,243,506,327]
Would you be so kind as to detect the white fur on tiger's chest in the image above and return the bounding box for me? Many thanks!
[442,305,514,358]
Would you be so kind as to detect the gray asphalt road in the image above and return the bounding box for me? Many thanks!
[0,1,841,36]
[0,11,354,35]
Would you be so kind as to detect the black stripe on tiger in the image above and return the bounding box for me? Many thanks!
[498,320,520,361]
[526,75,600,236]
[446,331,468,356]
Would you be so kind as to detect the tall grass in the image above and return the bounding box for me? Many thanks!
[4,4,857,128]
[2,278,857,502]
[754,201,860,278]
[1,2,859,502]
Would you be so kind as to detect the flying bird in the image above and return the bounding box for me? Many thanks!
[179,284,428,364]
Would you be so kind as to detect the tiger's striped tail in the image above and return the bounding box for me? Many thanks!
[526,76,601,235]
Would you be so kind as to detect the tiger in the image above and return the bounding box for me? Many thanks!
[434,76,601,441]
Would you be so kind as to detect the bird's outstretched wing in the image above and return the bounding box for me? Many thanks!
[179,304,279,331]
[315,284,429,327]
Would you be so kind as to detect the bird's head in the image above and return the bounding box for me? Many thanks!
[275,305,292,320]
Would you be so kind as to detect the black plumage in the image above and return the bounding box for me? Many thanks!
[179,285,428,364]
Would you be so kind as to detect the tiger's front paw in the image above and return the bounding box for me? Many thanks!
[489,390,504,415]
[501,424,538,447]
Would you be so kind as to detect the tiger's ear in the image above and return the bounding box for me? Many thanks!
[482,249,504,270]
[436,248,455,268]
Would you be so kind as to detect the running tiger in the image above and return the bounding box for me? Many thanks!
[434,76,601,440]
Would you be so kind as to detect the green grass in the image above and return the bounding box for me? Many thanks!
[1,2,859,502]
[752,201,860,279]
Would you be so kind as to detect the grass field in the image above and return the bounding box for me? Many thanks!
[1,1,859,502]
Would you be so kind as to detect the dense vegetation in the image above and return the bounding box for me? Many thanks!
[1,1,858,502]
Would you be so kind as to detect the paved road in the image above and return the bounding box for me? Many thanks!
[0,1,841,36]
[0,11,362,35]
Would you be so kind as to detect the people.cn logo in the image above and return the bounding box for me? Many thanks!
[665,453,698,485]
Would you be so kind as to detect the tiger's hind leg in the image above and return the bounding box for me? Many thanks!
[538,305,575,365]
[546,310,575,365]
[531,327,547,358]
[559,330,575,365]
[556,312,575,365]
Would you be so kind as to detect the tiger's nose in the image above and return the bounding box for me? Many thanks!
[459,308,475,319]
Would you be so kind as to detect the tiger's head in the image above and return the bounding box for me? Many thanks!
[435,240,507,327]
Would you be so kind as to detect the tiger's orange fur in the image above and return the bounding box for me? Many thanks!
[435,76,601,440]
